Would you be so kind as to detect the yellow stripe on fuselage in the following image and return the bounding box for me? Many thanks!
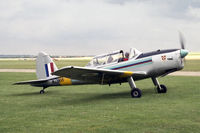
[120,71,133,78]
[59,77,72,85]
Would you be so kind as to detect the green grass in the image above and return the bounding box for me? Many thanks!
[0,59,200,71]
[182,60,200,71]
[0,72,200,133]
[0,60,90,69]
[0,60,36,69]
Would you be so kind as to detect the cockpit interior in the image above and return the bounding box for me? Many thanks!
[86,48,141,67]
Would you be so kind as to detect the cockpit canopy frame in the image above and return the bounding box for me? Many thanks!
[86,48,142,67]
[86,50,124,67]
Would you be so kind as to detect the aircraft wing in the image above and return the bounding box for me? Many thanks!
[52,66,146,84]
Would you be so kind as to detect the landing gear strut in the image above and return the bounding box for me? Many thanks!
[128,77,142,98]
[40,87,47,94]
[152,77,167,93]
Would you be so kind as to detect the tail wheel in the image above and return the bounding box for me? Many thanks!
[131,88,142,98]
[157,84,167,93]
[40,87,46,94]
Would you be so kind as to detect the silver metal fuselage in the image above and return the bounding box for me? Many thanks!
[98,49,183,80]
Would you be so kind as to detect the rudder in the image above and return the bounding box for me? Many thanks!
[36,52,58,79]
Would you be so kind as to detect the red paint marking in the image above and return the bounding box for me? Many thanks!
[50,62,54,72]
[161,55,166,61]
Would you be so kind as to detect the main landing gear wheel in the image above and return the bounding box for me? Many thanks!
[157,84,167,93]
[131,88,142,98]
[40,89,45,94]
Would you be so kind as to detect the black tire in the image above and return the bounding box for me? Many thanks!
[157,84,167,93]
[40,90,45,94]
[131,88,142,98]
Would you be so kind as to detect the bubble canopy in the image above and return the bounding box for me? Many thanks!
[86,50,124,67]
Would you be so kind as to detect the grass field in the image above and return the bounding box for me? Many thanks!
[0,59,90,69]
[182,60,200,71]
[0,59,200,71]
[0,72,200,133]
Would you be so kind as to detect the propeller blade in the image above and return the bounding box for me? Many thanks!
[179,32,185,49]
[178,32,188,63]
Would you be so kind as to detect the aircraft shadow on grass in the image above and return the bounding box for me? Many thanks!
[63,89,156,105]
[58,89,157,106]
[23,89,154,104]
[10,88,157,107]
[10,90,56,97]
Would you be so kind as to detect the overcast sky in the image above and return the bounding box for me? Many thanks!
[0,0,200,55]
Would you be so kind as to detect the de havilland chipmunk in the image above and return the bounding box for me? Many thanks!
[14,34,189,98]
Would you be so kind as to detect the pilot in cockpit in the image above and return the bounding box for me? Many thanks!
[123,52,129,61]
[118,51,129,62]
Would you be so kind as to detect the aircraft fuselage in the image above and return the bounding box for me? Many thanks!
[30,49,185,88]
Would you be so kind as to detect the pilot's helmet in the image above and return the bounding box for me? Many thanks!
[125,52,129,58]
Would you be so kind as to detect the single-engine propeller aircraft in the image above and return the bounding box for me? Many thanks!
[14,34,188,98]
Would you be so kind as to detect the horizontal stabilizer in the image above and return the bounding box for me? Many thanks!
[13,79,49,85]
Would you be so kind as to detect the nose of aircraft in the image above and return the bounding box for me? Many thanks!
[180,49,189,58]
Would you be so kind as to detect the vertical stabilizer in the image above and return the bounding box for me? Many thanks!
[36,52,58,79]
